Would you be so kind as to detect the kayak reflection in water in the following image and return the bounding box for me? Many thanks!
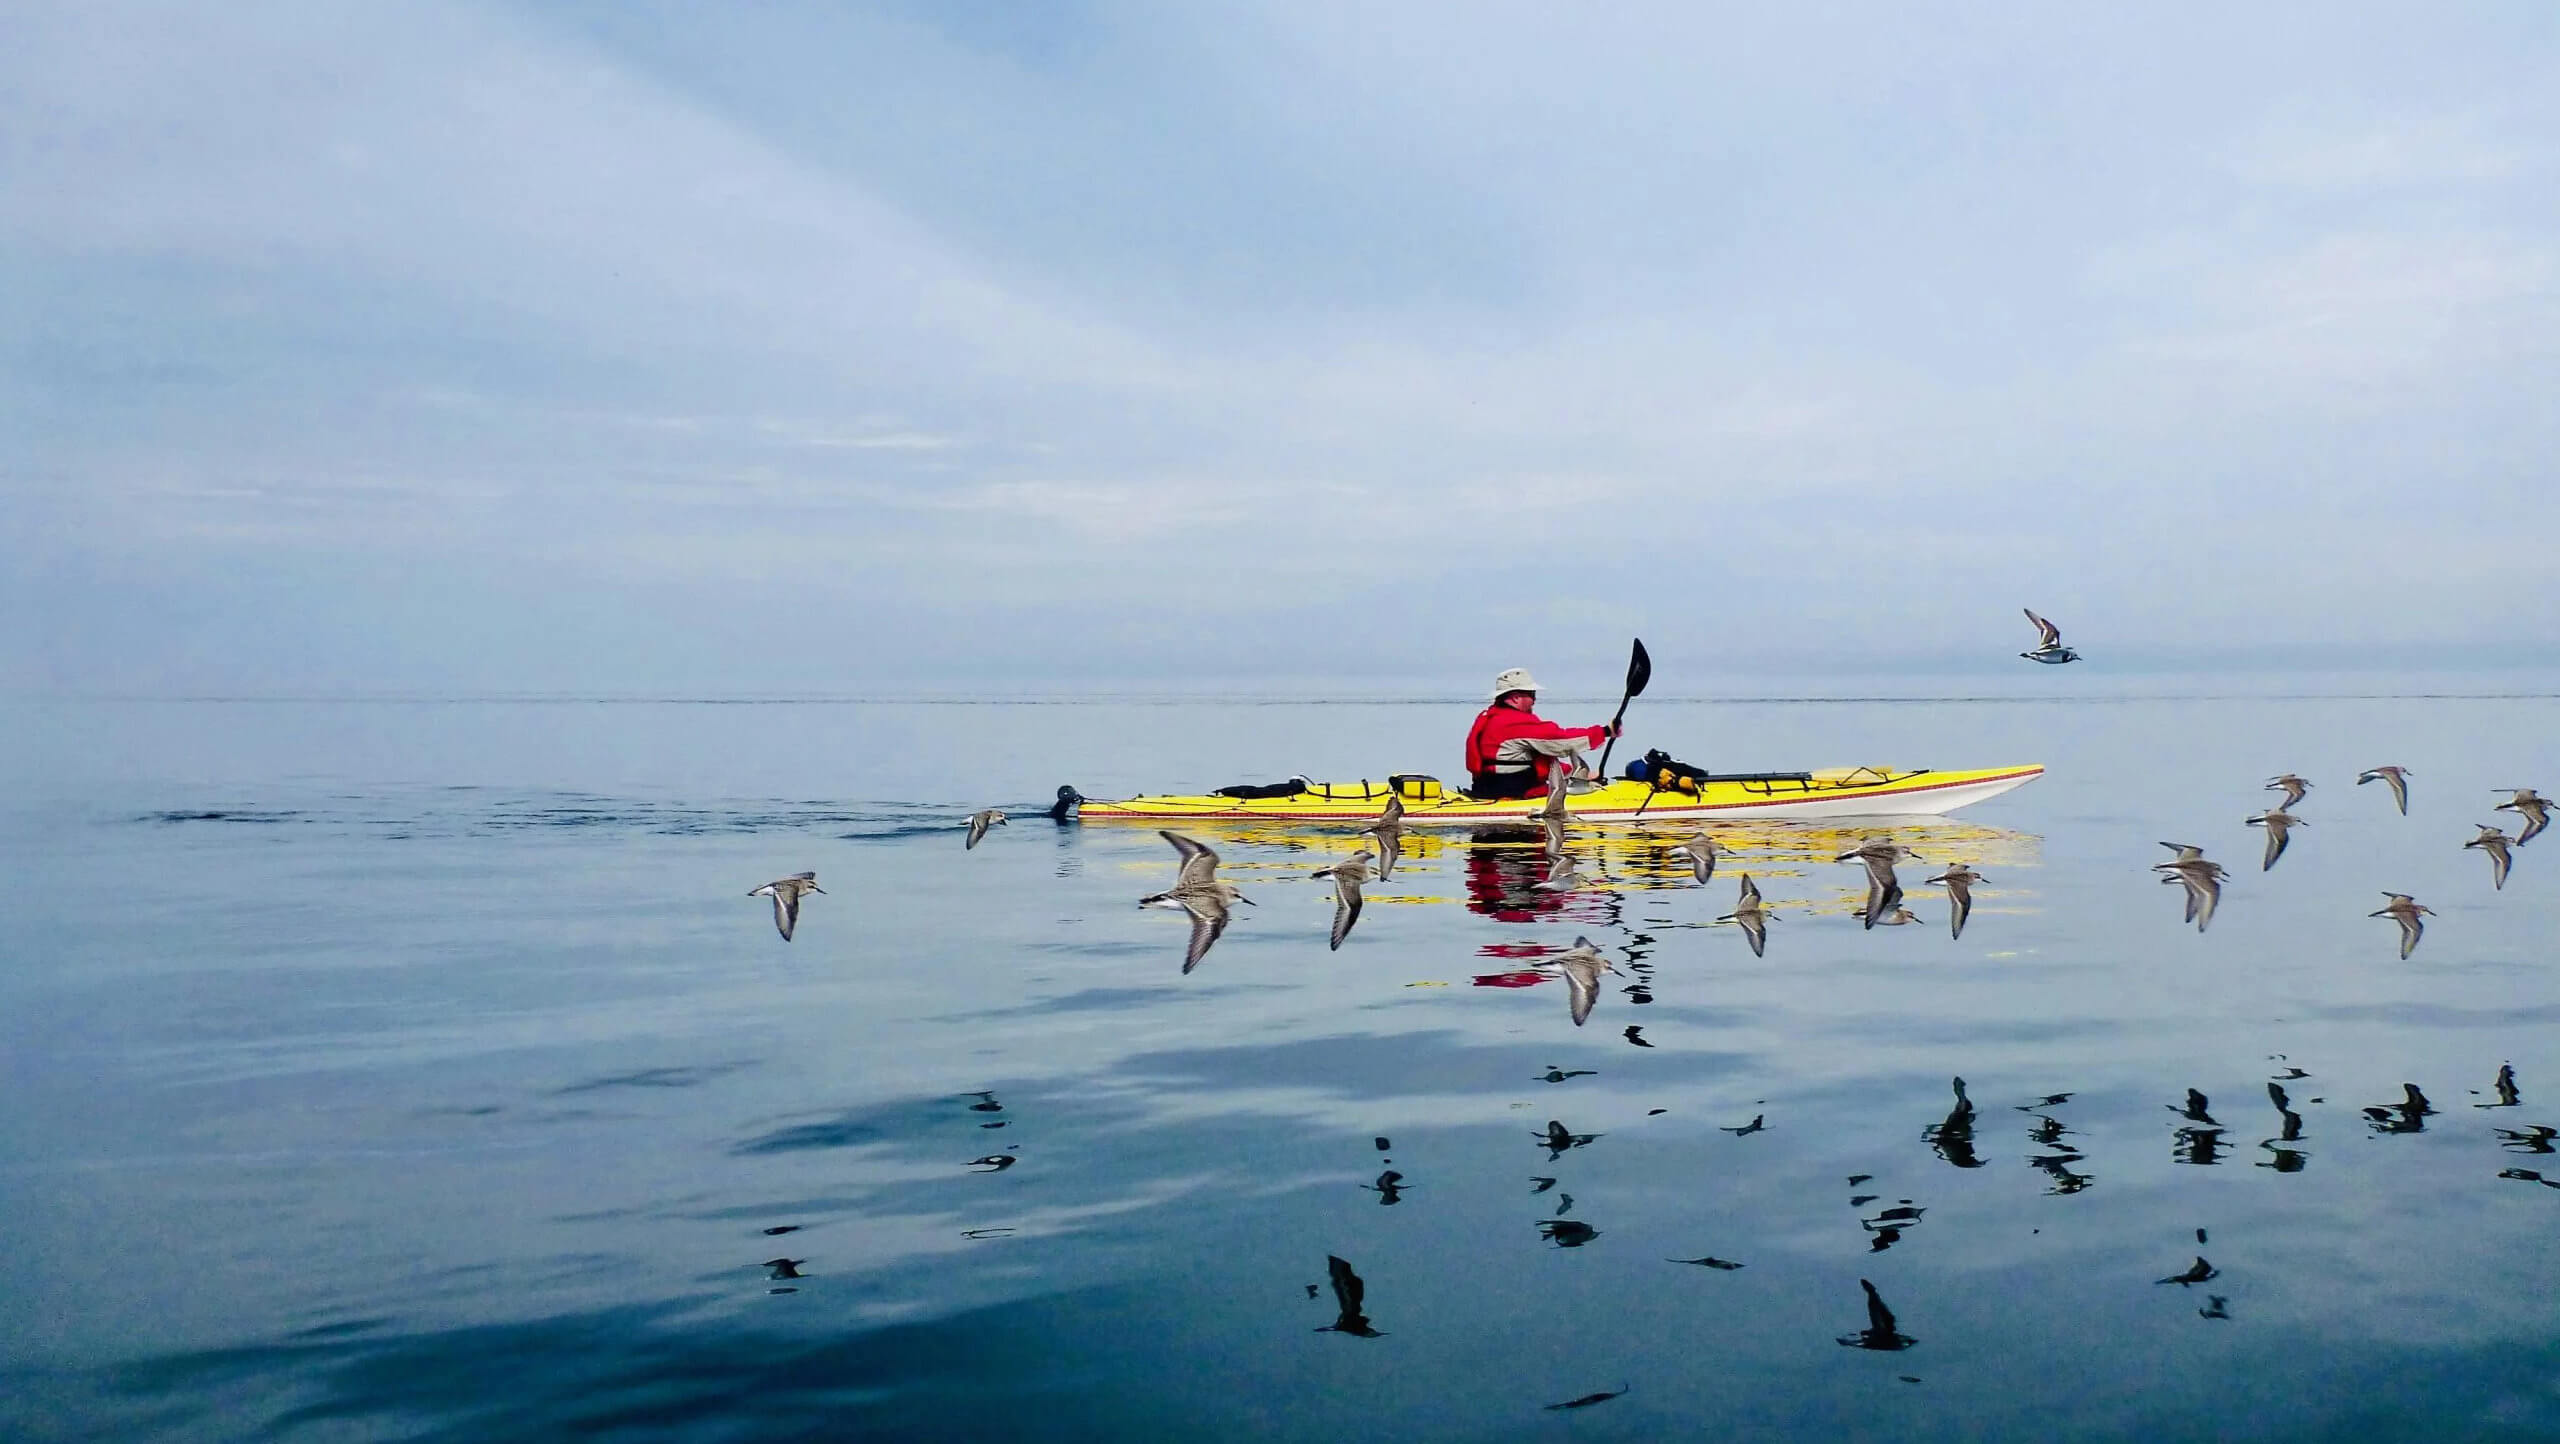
[1463,667,1619,800]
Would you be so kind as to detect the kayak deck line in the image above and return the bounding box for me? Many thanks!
[1069,765,2044,824]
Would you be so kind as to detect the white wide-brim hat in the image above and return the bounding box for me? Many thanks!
[1492,667,1540,698]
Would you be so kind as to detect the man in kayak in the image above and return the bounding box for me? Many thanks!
[1464,668,1618,800]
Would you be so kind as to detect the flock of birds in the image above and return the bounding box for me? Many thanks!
[2146,770,2550,959]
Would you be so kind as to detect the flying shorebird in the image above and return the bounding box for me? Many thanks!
[2244,808,2303,872]
[1552,935,1619,1028]
[1873,906,1922,927]
[1924,865,1982,939]
[2153,855,2228,932]
[2357,766,2411,815]
[2467,825,2515,890]
[1310,848,1373,951]
[2020,608,2080,664]
[1663,829,1719,885]
[1358,794,1406,880]
[1140,831,1258,974]
[747,872,824,941]
[2495,789,2552,845]
[2265,774,2312,810]
[1717,875,1771,957]
[964,808,1007,849]
[1837,838,1920,930]
[2370,893,2434,960]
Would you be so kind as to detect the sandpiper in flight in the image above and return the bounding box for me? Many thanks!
[964,808,1007,849]
[2467,825,2515,890]
[1924,865,1983,939]
[1664,830,1719,885]
[2495,788,2552,845]
[1310,848,1374,952]
[748,873,824,942]
[1837,839,1920,930]
[1141,831,1257,974]
[2020,608,2080,664]
[1718,875,1771,957]
[2357,766,2411,815]
[2244,808,2302,871]
[1552,935,1619,1028]
[2370,893,2433,959]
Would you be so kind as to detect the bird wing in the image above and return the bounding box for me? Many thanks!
[2520,804,2551,845]
[2191,871,2220,931]
[1863,1279,1899,1335]
[771,887,800,941]
[2024,608,2060,647]
[966,812,990,849]
[1738,874,1762,905]
[1946,882,1972,940]
[1326,1255,1364,1314]
[2261,820,2289,871]
[1739,909,1767,957]
[1541,815,1567,857]
[1675,837,1716,884]
[2489,841,2512,889]
[1369,830,1401,880]
[2395,910,2423,959]
[2375,770,2408,813]
[1561,954,1601,1026]
[1861,861,1904,930]
[1378,794,1404,827]
[1329,877,1364,952]
[1179,897,1230,974]
[1162,831,1221,888]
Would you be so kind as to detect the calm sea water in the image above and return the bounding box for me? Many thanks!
[6,682,2560,1442]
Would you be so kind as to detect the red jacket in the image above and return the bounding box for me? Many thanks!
[1464,704,1607,784]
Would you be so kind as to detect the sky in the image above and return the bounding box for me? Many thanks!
[4,2,2557,695]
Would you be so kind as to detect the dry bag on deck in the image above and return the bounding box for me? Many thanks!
[1214,777,1311,799]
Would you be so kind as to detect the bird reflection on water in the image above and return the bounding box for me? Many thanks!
[1924,1077,1983,1169]
[1837,1280,1916,1351]
[1316,1255,1384,1338]
[2365,1084,2435,1135]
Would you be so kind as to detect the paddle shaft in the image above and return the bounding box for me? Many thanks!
[1591,638,1650,782]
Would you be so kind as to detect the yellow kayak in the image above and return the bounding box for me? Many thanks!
[1070,765,2042,824]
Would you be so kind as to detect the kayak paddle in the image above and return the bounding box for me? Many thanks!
[1592,638,1650,783]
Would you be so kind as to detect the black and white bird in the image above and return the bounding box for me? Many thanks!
[2019,608,2081,664]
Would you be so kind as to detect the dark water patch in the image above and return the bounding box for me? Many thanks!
[141,809,301,824]
[2304,1002,2560,1027]
[731,1113,896,1157]
[551,1062,754,1096]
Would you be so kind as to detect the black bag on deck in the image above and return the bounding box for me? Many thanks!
[1627,748,1710,794]
[1214,777,1310,799]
